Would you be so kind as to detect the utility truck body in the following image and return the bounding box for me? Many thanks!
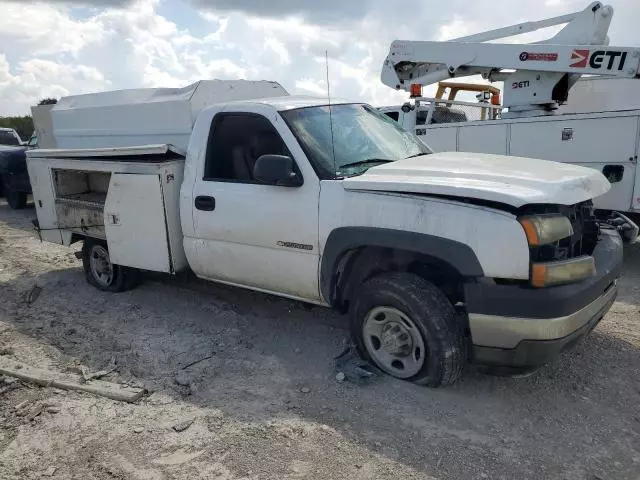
[27,80,624,386]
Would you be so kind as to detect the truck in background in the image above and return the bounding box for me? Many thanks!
[379,78,640,227]
[0,133,37,209]
[0,128,23,147]
[27,80,623,386]
[0,104,55,209]
[379,2,640,231]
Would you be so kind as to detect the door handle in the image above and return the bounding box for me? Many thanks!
[195,195,215,211]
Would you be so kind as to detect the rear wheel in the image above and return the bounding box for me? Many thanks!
[3,178,27,210]
[350,272,464,387]
[82,239,138,292]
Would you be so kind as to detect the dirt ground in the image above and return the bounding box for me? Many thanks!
[0,202,638,480]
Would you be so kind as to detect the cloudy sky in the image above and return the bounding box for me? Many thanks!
[1,0,639,115]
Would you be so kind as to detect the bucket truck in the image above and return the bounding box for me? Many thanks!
[379,2,640,231]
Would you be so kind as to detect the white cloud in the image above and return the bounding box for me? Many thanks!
[0,54,109,114]
[264,37,291,66]
[0,3,106,56]
[295,78,327,97]
[0,0,638,117]
[189,0,372,24]
[437,17,475,41]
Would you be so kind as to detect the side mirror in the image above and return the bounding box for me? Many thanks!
[253,155,302,187]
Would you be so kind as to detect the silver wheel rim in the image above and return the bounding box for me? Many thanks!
[89,245,114,287]
[362,306,426,378]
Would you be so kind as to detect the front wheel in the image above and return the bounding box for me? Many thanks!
[350,272,465,387]
[82,239,139,292]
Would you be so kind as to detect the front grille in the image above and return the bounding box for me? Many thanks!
[525,201,600,263]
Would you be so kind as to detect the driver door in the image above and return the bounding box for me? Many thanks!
[189,108,322,301]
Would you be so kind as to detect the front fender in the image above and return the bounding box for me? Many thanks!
[320,227,484,305]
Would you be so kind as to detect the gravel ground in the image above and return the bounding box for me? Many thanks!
[0,201,639,480]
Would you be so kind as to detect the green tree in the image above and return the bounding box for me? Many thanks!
[0,116,34,141]
[0,98,57,141]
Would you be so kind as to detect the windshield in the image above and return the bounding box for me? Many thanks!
[281,104,431,177]
[0,131,21,146]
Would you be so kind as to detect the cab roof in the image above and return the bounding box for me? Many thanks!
[225,95,356,111]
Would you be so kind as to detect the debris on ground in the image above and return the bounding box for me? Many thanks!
[174,371,192,387]
[11,400,62,422]
[27,404,44,422]
[180,354,214,370]
[172,418,195,432]
[22,284,42,305]
[80,357,117,382]
[300,387,311,394]
[334,343,377,384]
[0,356,145,402]
[13,399,32,411]
[0,375,20,395]
[43,467,57,477]
[0,346,14,356]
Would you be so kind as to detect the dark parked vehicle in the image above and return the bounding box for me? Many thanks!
[0,128,23,146]
[0,134,36,209]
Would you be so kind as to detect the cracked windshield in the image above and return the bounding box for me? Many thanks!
[282,104,431,177]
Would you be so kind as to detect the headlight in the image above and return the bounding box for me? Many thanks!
[519,214,573,245]
[531,256,596,287]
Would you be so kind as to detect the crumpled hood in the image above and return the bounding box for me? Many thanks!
[342,152,610,208]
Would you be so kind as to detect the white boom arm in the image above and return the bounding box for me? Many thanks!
[381,2,640,116]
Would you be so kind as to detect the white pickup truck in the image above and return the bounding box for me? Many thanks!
[27,80,623,387]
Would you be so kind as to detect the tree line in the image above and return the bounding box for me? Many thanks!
[0,98,57,141]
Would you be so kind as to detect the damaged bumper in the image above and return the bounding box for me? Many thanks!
[465,228,623,369]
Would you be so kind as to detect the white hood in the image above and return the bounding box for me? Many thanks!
[343,152,610,208]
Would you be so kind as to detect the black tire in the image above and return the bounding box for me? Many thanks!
[350,272,464,387]
[82,239,139,292]
[3,178,27,209]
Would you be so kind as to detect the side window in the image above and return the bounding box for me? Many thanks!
[416,109,429,126]
[0,131,20,146]
[383,111,400,122]
[203,113,291,182]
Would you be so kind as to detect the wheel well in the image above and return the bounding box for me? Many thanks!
[70,233,104,246]
[332,246,466,312]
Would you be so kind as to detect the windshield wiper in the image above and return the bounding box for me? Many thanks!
[405,152,428,159]
[339,158,394,169]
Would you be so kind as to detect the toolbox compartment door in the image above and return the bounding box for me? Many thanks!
[509,115,638,211]
[104,173,171,273]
